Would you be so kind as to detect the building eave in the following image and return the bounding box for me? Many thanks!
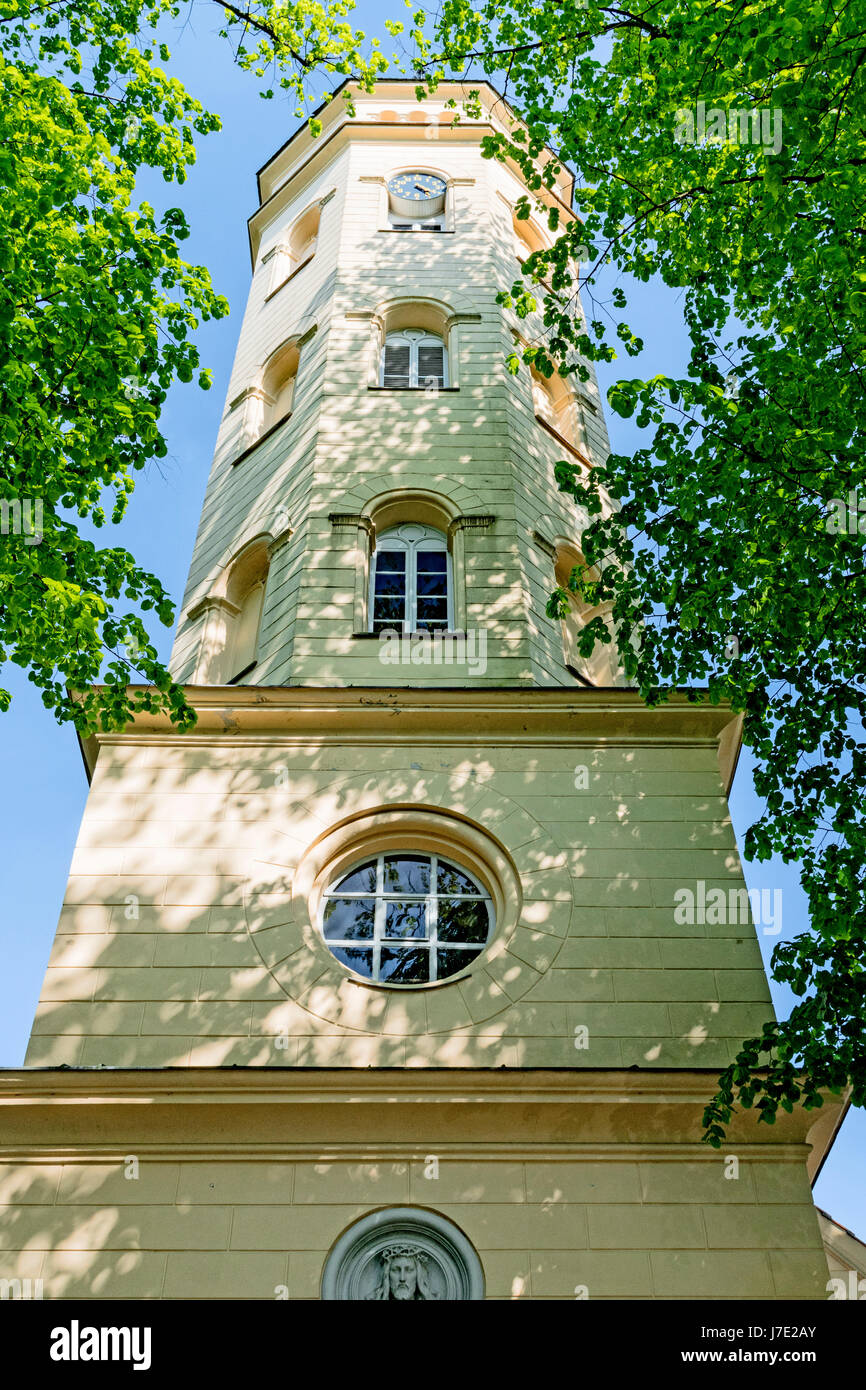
[76,685,745,793]
[0,1067,841,1157]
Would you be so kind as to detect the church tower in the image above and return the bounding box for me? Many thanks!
[1,82,840,1301]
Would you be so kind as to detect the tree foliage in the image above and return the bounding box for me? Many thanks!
[0,0,382,734]
[417,0,866,1137]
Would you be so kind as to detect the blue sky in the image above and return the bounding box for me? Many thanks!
[0,0,862,1244]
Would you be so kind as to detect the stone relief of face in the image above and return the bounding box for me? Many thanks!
[389,1256,418,1300]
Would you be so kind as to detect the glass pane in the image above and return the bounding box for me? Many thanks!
[417,571,447,596]
[437,947,482,980]
[384,901,427,939]
[382,855,430,893]
[379,946,430,984]
[375,571,406,596]
[372,595,405,623]
[330,946,373,977]
[335,860,378,894]
[322,898,376,941]
[437,899,489,944]
[376,552,406,573]
[417,551,447,572]
[437,861,482,896]
[416,596,448,622]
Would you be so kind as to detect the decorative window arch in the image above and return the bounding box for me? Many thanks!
[553,541,618,686]
[531,366,585,451]
[381,329,447,389]
[265,199,324,298]
[189,537,271,684]
[352,297,478,392]
[513,210,548,261]
[229,327,317,462]
[369,522,451,633]
[262,341,299,433]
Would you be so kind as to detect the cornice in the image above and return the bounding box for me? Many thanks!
[77,686,745,789]
[0,1068,840,1158]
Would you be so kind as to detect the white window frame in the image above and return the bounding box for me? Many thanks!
[319,851,493,986]
[369,522,453,633]
[380,329,449,389]
[387,210,445,232]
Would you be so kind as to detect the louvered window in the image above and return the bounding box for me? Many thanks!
[380,331,448,389]
[370,523,451,634]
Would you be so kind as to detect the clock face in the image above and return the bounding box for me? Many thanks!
[388,172,447,201]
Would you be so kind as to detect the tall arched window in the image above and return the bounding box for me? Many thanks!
[288,203,320,267]
[266,203,322,297]
[369,523,451,634]
[262,342,299,433]
[513,212,547,263]
[381,330,447,389]
[554,544,617,686]
[224,542,269,682]
[531,367,584,450]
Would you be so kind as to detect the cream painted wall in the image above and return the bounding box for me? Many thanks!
[0,1152,828,1300]
[26,704,771,1070]
[169,86,613,689]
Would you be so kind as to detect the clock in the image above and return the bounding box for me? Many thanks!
[387,171,447,220]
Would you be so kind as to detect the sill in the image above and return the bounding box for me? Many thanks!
[353,630,466,640]
[231,411,292,468]
[534,413,591,468]
[264,253,315,302]
[226,660,258,685]
[368,385,458,392]
[379,228,453,234]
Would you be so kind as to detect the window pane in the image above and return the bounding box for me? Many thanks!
[416,596,448,623]
[437,948,482,979]
[384,901,427,939]
[382,855,430,893]
[417,344,445,386]
[383,342,411,387]
[417,551,447,573]
[322,898,377,941]
[376,552,406,573]
[417,571,447,596]
[336,860,378,894]
[436,862,482,896]
[374,572,406,598]
[379,946,430,983]
[330,946,373,977]
[372,596,405,624]
[437,899,489,944]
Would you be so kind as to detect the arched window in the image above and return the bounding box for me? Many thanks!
[224,542,269,682]
[381,330,447,389]
[554,544,617,686]
[266,203,322,297]
[531,367,584,449]
[288,203,320,267]
[369,522,451,634]
[262,342,299,433]
[513,211,547,263]
[320,852,493,985]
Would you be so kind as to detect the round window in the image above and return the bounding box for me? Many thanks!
[319,852,493,985]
